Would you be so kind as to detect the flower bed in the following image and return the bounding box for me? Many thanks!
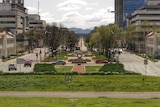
[68,58,91,64]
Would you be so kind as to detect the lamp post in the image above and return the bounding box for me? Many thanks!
[111,30,121,69]
[45,31,52,63]
[38,39,43,62]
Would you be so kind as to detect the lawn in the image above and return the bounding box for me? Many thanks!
[0,97,160,107]
[33,63,130,74]
[85,66,102,72]
[0,75,160,92]
[54,66,73,73]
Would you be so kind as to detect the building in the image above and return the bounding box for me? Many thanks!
[147,0,160,5]
[146,32,160,58]
[2,0,24,5]
[0,0,27,34]
[128,3,160,31]
[28,14,46,30]
[127,2,160,54]
[0,31,16,58]
[115,0,146,29]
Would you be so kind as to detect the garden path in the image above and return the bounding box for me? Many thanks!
[72,65,85,73]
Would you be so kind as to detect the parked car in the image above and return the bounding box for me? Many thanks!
[119,49,123,53]
[8,63,17,71]
[52,60,66,65]
[24,59,32,67]
[95,59,109,64]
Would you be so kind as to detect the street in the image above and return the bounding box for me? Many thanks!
[119,51,160,76]
[0,48,45,73]
[1,37,160,76]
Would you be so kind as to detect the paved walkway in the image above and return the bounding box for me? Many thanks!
[72,65,85,73]
[0,92,160,98]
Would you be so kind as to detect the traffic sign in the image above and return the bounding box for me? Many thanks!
[16,58,24,64]
[144,59,148,65]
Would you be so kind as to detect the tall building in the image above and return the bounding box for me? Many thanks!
[115,0,146,29]
[3,0,24,6]
[128,3,160,30]
[0,0,27,34]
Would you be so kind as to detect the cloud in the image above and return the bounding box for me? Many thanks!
[40,12,55,23]
[57,0,87,11]
[59,6,114,28]
[58,11,86,28]
[85,7,93,11]
[27,5,114,29]
[27,6,55,23]
[27,6,40,14]
[60,11,82,23]
[86,7,114,23]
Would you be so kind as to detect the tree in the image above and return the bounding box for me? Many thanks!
[125,25,136,51]
[66,31,78,52]
[44,23,78,54]
[89,24,123,58]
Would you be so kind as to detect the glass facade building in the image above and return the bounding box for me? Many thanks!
[123,0,146,28]
[115,0,146,28]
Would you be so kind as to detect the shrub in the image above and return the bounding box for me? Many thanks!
[99,63,126,74]
[68,58,91,63]
[34,63,57,73]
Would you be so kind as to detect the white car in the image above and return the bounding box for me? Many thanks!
[119,49,123,53]
[8,63,17,71]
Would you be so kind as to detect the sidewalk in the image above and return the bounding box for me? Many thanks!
[0,92,160,98]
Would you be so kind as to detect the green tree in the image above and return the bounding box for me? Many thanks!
[125,25,136,51]
[89,25,123,58]
[44,24,78,54]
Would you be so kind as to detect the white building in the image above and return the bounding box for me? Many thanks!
[146,32,160,58]
[0,31,16,58]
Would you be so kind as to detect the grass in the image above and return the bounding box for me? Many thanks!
[0,75,160,92]
[0,97,160,107]
[85,66,102,72]
[34,64,56,73]
[92,54,107,60]
[54,66,73,73]
[99,63,126,74]
[33,63,130,74]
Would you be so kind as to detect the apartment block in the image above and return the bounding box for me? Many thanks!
[0,0,27,34]
[128,3,160,31]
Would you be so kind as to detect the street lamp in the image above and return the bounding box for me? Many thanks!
[111,30,120,68]
[45,31,52,63]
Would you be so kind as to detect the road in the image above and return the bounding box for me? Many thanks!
[119,51,160,76]
[79,36,87,52]
[0,48,45,73]
[1,37,160,76]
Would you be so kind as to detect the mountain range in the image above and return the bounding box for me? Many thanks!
[69,28,92,35]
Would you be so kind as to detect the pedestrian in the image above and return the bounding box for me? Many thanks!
[36,53,38,58]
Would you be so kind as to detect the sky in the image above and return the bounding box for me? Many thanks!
[24,0,114,29]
